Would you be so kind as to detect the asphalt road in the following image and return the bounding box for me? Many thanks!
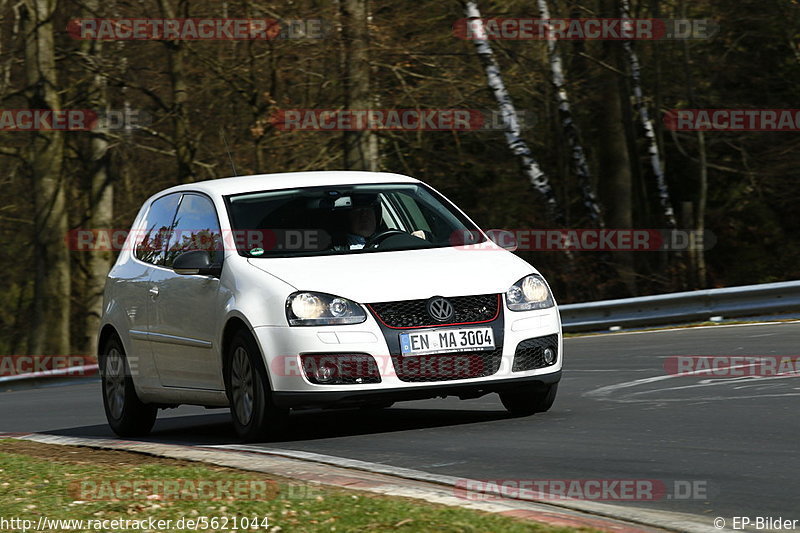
[2,322,798,521]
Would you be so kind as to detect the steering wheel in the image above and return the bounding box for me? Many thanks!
[366,229,406,248]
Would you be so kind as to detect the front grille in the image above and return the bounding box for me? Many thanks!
[300,353,382,385]
[369,294,499,329]
[391,348,503,382]
[512,335,559,372]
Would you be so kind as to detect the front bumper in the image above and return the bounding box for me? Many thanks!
[253,303,562,399]
[272,371,561,408]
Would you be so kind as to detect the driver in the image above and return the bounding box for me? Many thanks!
[343,194,380,249]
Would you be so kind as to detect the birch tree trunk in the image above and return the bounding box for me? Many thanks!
[22,0,69,355]
[339,0,379,171]
[465,1,563,224]
[537,0,603,227]
[620,0,676,227]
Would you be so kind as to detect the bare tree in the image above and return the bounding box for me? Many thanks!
[464,0,563,224]
[537,0,603,226]
[620,0,676,227]
[339,0,379,170]
[679,0,707,287]
[22,0,70,355]
[597,0,635,293]
[158,0,197,183]
[79,0,114,357]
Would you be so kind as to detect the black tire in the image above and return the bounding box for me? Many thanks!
[225,329,289,442]
[499,383,558,417]
[100,334,157,437]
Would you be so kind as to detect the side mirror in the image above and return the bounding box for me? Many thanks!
[173,250,222,277]
[487,229,518,251]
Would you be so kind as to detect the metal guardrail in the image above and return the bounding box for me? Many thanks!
[3,283,798,388]
[559,281,800,332]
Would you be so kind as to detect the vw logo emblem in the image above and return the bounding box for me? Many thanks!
[427,297,455,322]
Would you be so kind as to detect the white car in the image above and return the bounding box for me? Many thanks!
[99,171,562,441]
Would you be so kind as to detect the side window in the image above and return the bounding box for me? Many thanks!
[135,193,180,265]
[164,194,223,267]
[391,192,432,233]
[378,194,404,231]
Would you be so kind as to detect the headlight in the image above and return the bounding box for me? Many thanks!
[505,274,554,311]
[286,292,366,326]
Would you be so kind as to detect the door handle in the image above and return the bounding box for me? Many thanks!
[149,286,159,298]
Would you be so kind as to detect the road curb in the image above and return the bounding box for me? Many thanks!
[0,433,714,533]
[206,445,716,533]
[0,365,99,391]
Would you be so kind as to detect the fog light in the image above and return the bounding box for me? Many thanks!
[300,353,382,385]
[543,347,556,365]
[315,365,335,383]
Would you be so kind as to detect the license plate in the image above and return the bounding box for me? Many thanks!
[400,327,495,356]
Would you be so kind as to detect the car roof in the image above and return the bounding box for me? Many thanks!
[150,171,420,200]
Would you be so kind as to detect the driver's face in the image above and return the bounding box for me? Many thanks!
[348,206,377,237]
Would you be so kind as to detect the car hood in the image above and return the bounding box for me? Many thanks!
[247,246,537,303]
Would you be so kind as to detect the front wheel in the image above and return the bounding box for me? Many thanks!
[226,329,289,442]
[499,383,558,417]
[100,335,157,437]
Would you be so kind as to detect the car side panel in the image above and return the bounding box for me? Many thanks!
[100,209,162,393]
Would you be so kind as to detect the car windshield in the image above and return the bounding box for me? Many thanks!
[226,182,485,257]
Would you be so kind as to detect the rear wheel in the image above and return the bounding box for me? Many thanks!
[499,383,558,416]
[226,329,288,442]
[100,335,157,437]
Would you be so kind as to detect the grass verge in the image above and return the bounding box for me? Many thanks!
[0,439,593,533]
